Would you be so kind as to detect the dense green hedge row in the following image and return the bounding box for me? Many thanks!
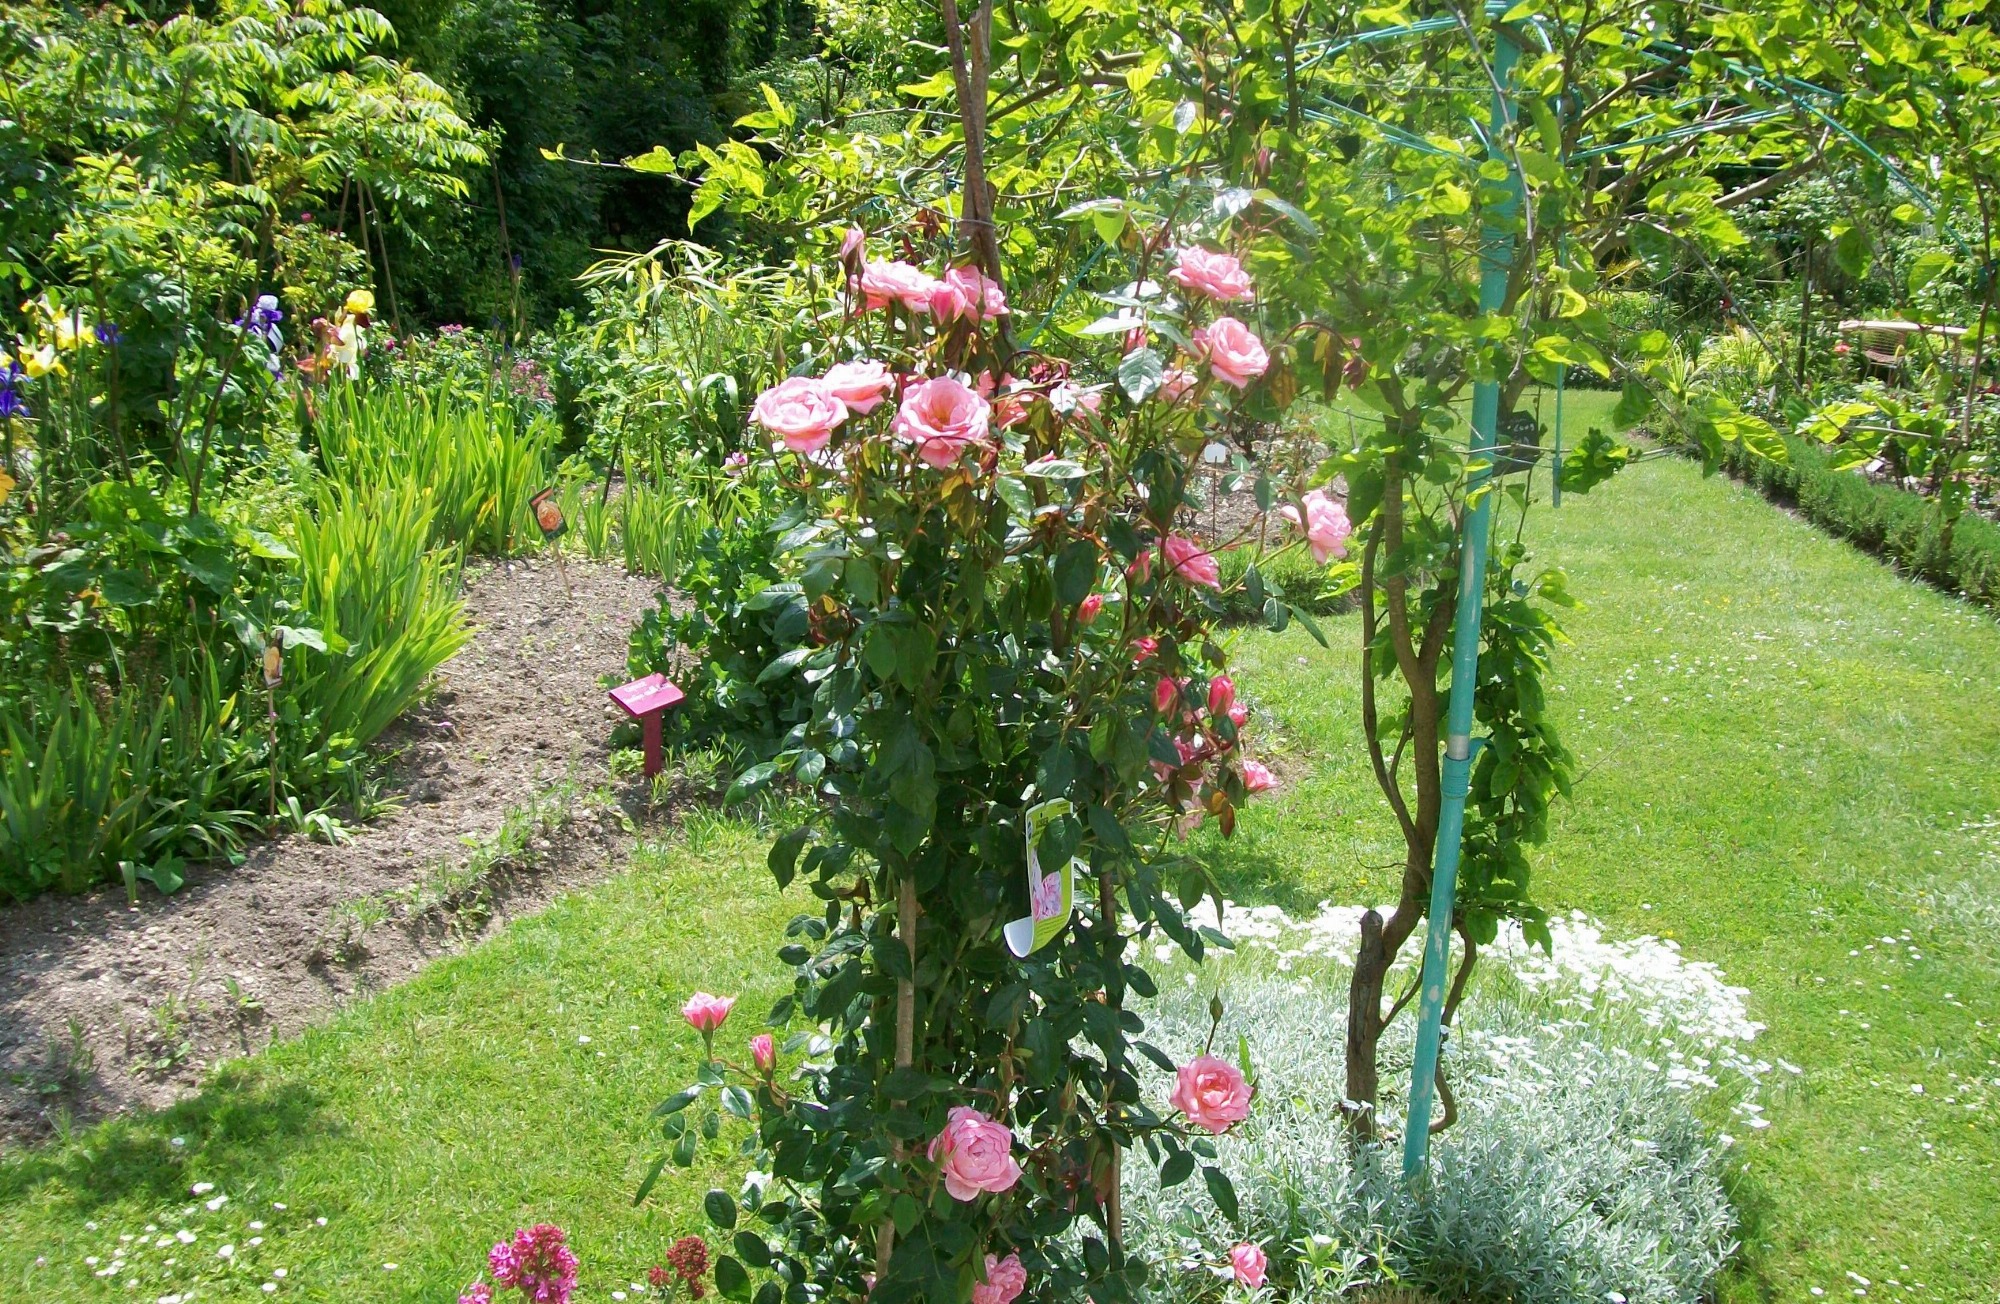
[1719,433,2000,610]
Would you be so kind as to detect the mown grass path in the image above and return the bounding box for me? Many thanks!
[2,448,1995,1301]
[1212,450,2000,1301]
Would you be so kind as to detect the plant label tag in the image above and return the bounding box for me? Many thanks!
[1004,797,1078,958]
[531,486,568,540]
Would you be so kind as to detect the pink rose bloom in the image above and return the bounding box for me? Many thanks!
[1171,1054,1253,1134]
[1160,535,1221,590]
[1077,593,1104,626]
[972,1253,1027,1304]
[1131,635,1158,663]
[1242,759,1275,793]
[1153,676,1181,715]
[1229,1243,1267,1290]
[893,376,991,469]
[1207,675,1235,716]
[860,260,942,312]
[750,1033,775,1074]
[1194,317,1270,390]
[1228,701,1249,728]
[1170,247,1254,302]
[751,377,846,454]
[1160,366,1199,404]
[928,1105,1021,1201]
[683,991,736,1034]
[1280,489,1352,564]
[952,262,1016,318]
[822,360,894,415]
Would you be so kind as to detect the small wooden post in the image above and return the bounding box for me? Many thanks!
[608,674,685,777]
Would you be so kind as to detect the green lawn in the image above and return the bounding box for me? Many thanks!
[0,813,797,1302]
[3,421,1998,1301]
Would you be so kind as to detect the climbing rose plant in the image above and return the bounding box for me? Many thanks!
[643,219,1325,1304]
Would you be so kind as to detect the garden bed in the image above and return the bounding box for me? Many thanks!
[0,557,659,1143]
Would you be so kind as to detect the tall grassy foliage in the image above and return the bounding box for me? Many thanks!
[290,482,473,750]
[312,384,553,555]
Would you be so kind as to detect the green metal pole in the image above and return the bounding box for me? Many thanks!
[1402,10,1521,1181]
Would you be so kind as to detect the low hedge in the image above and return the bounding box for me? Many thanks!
[1718,433,2000,610]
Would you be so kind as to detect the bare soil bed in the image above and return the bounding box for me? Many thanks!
[0,556,665,1145]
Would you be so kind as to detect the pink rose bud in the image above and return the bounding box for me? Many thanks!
[1131,635,1158,664]
[682,992,736,1034]
[1280,489,1353,564]
[1123,325,1149,355]
[1229,1243,1267,1290]
[821,360,895,415]
[1228,701,1249,728]
[1207,675,1235,716]
[892,376,992,469]
[1168,247,1255,302]
[927,1106,1021,1201]
[1192,316,1271,390]
[751,376,847,454]
[839,226,866,262]
[1077,593,1104,625]
[750,1033,775,1074]
[972,1253,1027,1304]
[1170,1054,1253,1134]
[1127,550,1153,584]
[1154,676,1180,715]
[1159,535,1221,590]
[1242,759,1275,793]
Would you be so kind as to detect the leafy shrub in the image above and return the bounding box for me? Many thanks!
[1124,963,1738,1304]
[1719,430,2000,608]
[1215,544,1353,619]
[289,481,473,752]
[626,521,811,759]
[311,383,553,555]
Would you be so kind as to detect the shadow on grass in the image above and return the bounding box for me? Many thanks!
[0,1064,332,1216]
[1717,1159,1783,1303]
[1200,838,1345,916]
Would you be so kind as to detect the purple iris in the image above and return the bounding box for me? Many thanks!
[94,321,123,346]
[0,360,29,420]
[235,294,285,375]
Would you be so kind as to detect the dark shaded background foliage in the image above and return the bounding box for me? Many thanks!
[366,0,819,327]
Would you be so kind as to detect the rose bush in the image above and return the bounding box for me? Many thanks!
[640,204,1336,1304]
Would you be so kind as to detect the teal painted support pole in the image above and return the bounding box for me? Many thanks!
[1402,11,1521,1181]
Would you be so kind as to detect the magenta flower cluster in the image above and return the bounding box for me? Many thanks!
[481,1223,579,1304]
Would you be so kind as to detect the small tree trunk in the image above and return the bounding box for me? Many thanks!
[1343,909,1387,1136]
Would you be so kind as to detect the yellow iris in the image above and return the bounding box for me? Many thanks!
[18,342,60,378]
[344,288,376,316]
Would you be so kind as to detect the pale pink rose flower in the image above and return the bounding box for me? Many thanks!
[1160,367,1200,403]
[1169,247,1254,302]
[683,992,736,1034]
[1077,593,1104,626]
[1280,489,1352,564]
[751,377,846,453]
[1229,1242,1267,1290]
[927,1106,1021,1201]
[859,260,942,312]
[1242,759,1275,793]
[1193,317,1270,390]
[822,360,894,415]
[749,1033,775,1074]
[1170,1054,1253,1134]
[893,376,991,469]
[972,1253,1026,1304]
[1207,675,1235,716]
[942,265,1009,320]
[1160,535,1221,590]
